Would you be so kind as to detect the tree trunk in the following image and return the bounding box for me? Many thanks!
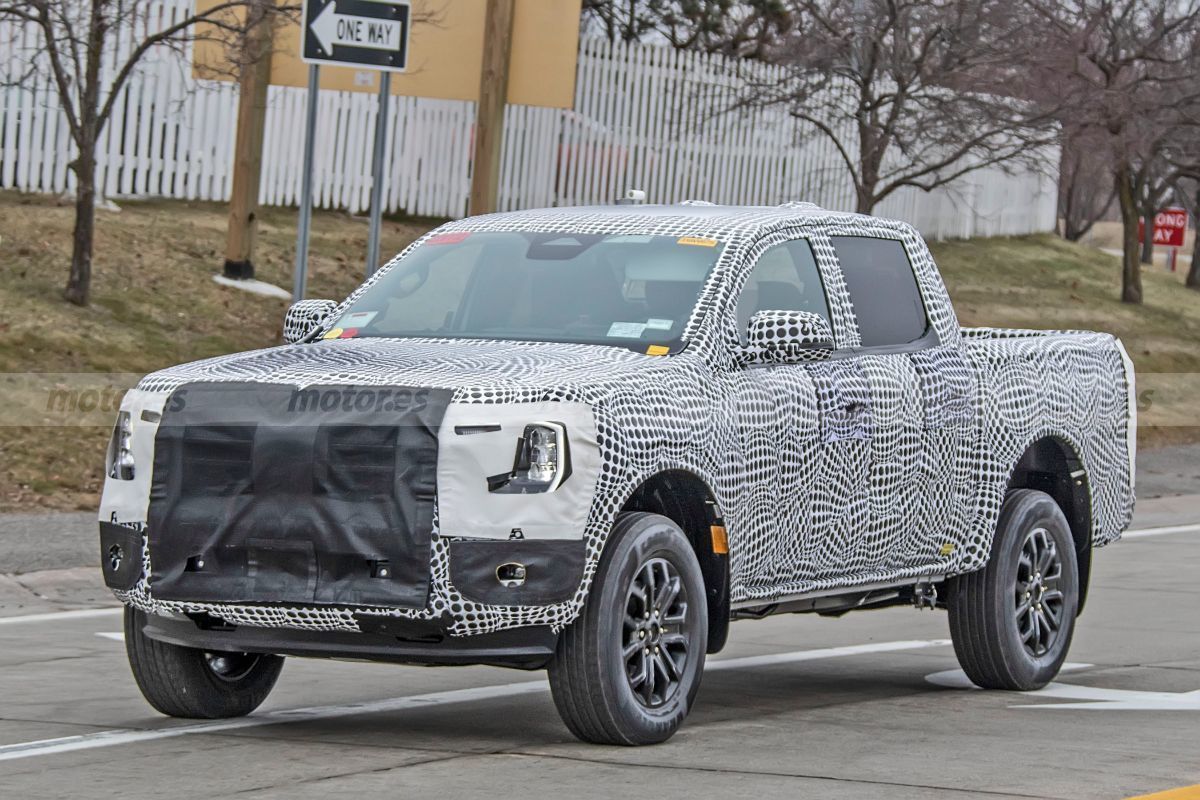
[855,123,881,215]
[1116,166,1143,304]
[1140,211,1154,265]
[63,151,96,306]
[854,187,874,215]
[1188,188,1200,289]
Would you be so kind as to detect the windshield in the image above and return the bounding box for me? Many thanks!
[325,231,725,351]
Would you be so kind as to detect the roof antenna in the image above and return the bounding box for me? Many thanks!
[616,189,646,205]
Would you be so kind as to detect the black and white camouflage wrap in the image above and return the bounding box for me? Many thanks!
[106,204,1136,635]
[282,298,337,344]
[744,310,835,365]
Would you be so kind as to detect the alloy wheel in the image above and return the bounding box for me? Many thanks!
[1014,527,1066,657]
[622,557,691,708]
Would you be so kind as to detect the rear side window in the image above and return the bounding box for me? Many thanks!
[831,236,928,348]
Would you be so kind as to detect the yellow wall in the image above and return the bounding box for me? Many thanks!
[195,0,581,108]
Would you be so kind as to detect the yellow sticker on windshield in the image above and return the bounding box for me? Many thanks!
[646,345,670,356]
[677,236,718,247]
[323,327,343,340]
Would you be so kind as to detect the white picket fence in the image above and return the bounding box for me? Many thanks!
[0,6,1058,238]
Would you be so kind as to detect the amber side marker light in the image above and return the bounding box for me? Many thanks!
[710,525,729,554]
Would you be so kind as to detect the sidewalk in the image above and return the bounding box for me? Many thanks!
[1100,246,1193,269]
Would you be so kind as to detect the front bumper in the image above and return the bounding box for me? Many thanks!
[100,382,602,638]
[136,608,558,670]
[104,523,589,637]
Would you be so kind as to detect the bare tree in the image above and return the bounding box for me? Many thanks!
[1059,123,1115,242]
[582,0,794,60]
[1186,182,1200,290]
[1131,159,1173,264]
[730,0,1058,215]
[1159,100,1200,289]
[1025,0,1200,304]
[0,1,298,306]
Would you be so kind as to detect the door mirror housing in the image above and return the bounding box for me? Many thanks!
[283,299,338,344]
[740,310,835,365]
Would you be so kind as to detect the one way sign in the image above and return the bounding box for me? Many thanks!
[301,0,410,72]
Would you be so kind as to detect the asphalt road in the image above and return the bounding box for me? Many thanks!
[0,494,1198,799]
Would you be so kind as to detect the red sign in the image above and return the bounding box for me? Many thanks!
[1138,207,1188,248]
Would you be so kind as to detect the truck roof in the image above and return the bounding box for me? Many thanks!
[439,202,903,241]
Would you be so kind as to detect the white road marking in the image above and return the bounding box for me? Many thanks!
[0,607,121,626]
[95,632,124,642]
[707,639,951,670]
[0,682,549,763]
[1123,522,1200,539]
[0,638,951,762]
[926,665,1200,710]
[926,663,1092,689]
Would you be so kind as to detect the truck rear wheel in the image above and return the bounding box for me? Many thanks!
[549,512,707,745]
[947,489,1079,690]
[124,607,284,718]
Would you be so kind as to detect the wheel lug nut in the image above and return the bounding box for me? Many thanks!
[639,630,645,639]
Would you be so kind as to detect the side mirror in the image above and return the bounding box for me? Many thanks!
[741,310,835,365]
[283,299,338,344]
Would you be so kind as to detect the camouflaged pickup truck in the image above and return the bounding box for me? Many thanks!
[101,202,1136,744]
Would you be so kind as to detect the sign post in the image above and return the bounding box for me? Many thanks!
[366,70,392,277]
[293,64,320,303]
[294,0,410,300]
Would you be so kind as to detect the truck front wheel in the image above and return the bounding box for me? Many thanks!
[947,489,1079,690]
[549,512,708,745]
[124,607,284,718]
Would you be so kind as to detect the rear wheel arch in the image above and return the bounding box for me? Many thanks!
[1006,435,1093,613]
[620,469,730,653]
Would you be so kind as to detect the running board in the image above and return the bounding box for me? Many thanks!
[731,575,946,618]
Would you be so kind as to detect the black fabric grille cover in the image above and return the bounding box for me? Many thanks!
[147,382,450,608]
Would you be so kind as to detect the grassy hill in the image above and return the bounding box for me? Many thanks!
[1,191,1196,510]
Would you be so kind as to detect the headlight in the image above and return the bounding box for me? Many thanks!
[487,422,571,494]
[108,411,135,480]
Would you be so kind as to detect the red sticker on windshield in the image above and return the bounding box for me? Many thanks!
[340,328,360,339]
[426,232,470,246]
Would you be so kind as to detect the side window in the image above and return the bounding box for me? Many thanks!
[831,236,928,348]
[735,239,831,345]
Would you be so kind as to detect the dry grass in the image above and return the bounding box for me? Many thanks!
[1,193,1196,511]
[1080,220,1195,270]
[0,191,435,510]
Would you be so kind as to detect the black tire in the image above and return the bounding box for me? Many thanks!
[124,607,284,718]
[947,489,1079,691]
[549,512,708,745]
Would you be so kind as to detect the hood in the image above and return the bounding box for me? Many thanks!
[136,337,674,403]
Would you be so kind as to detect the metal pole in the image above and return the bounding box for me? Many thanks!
[293,64,320,303]
[366,71,391,278]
